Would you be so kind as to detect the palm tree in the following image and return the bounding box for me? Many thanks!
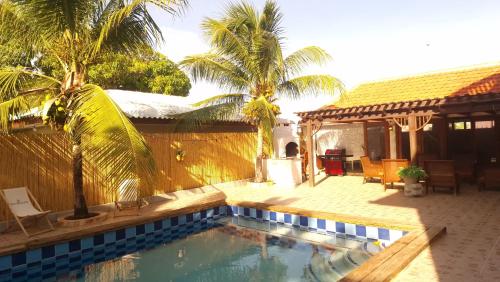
[0,0,187,219]
[180,0,343,182]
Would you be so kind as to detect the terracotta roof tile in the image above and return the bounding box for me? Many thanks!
[329,64,500,109]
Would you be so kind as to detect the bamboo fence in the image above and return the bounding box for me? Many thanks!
[0,131,256,220]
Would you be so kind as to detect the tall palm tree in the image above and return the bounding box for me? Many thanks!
[180,1,343,182]
[0,0,187,219]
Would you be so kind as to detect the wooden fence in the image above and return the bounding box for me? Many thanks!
[0,131,256,220]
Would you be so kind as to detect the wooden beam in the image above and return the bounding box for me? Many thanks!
[305,120,315,187]
[408,114,418,164]
[314,110,437,124]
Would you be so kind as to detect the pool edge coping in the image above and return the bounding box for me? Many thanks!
[1,196,446,282]
[226,199,447,282]
[225,199,427,232]
[341,225,446,282]
[0,196,226,257]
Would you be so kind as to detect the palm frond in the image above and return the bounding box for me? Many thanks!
[223,1,258,31]
[90,0,162,59]
[277,75,344,100]
[0,67,61,101]
[90,0,188,59]
[258,0,283,36]
[0,1,45,63]
[191,93,247,107]
[284,46,332,76]
[255,30,285,82]
[66,84,156,199]
[0,94,45,132]
[5,0,97,38]
[174,102,243,131]
[149,0,189,15]
[180,53,249,91]
[243,97,277,156]
[201,18,248,59]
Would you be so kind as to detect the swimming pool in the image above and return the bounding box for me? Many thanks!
[0,205,407,281]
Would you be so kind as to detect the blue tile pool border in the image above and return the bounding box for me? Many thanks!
[227,205,408,245]
[0,203,411,281]
[0,206,228,281]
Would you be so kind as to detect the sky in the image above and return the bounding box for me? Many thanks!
[150,0,500,119]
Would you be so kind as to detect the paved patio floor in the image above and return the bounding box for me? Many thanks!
[1,176,499,281]
[220,175,500,282]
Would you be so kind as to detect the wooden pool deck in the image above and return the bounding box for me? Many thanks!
[0,187,226,256]
[1,176,499,281]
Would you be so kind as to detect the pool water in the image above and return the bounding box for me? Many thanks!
[69,217,381,282]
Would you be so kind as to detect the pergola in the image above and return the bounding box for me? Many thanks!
[298,92,500,186]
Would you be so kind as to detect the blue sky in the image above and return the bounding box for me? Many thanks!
[151,0,500,117]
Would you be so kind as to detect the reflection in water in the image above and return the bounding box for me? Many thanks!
[69,221,378,282]
[83,254,139,281]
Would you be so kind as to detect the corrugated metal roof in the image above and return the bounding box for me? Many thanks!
[20,89,247,123]
[107,89,194,120]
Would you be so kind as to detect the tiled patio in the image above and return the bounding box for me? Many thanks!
[1,176,499,281]
[220,175,500,282]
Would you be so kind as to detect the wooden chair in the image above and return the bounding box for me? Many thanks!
[381,159,409,191]
[478,167,500,191]
[0,187,54,237]
[424,160,458,195]
[360,156,383,183]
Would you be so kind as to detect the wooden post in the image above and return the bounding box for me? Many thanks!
[471,118,477,157]
[384,121,391,159]
[437,117,448,159]
[306,120,315,187]
[408,114,418,164]
[417,127,424,154]
[362,122,369,156]
[396,125,403,158]
[495,115,500,162]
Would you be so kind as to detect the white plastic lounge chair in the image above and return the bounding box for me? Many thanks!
[0,187,54,237]
[114,179,148,217]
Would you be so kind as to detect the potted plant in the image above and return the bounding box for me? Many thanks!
[398,165,427,196]
[399,165,426,184]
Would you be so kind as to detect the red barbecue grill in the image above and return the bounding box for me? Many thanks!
[320,149,347,176]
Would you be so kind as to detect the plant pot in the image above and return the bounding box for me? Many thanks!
[404,183,424,197]
[403,176,418,185]
[58,212,108,227]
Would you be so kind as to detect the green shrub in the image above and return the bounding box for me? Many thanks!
[398,165,427,180]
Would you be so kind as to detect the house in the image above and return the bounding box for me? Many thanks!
[298,63,500,186]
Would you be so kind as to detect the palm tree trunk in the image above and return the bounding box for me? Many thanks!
[255,125,265,182]
[72,137,89,218]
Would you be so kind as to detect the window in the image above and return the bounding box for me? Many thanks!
[475,120,495,129]
[449,121,471,130]
[423,123,433,132]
